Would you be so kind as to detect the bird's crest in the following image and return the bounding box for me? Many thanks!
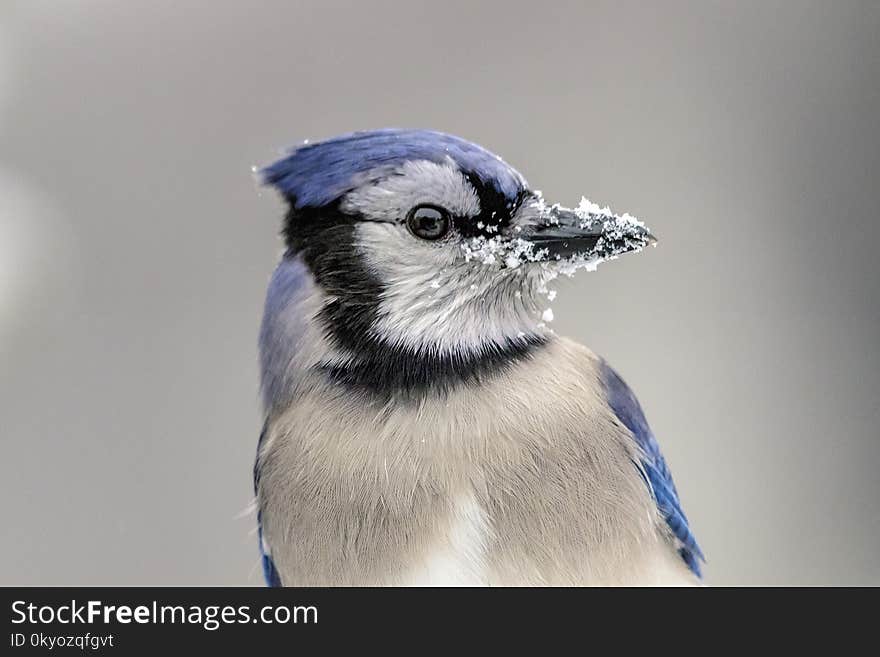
[259,128,526,209]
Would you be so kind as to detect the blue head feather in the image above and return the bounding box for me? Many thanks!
[260,128,526,209]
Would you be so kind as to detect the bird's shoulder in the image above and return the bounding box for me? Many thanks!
[597,357,704,577]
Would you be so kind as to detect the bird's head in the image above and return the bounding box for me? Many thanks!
[259,129,653,384]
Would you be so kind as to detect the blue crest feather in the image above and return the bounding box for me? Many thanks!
[260,128,525,208]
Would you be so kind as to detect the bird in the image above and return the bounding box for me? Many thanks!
[253,128,703,586]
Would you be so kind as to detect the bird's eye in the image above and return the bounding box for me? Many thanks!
[406,205,451,241]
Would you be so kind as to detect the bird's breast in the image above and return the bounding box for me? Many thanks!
[256,338,694,585]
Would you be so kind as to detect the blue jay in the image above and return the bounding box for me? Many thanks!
[254,129,703,586]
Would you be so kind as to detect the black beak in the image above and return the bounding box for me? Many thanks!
[519,200,656,261]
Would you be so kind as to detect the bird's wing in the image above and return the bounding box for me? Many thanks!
[254,422,282,587]
[600,360,704,577]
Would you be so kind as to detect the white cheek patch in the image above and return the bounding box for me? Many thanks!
[340,159,480,222]
[341,160,545,354]
[355,222,545,354]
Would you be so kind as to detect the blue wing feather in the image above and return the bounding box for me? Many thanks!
[254,423,282,587]
[257,520,281,587]
[600,361,704,577]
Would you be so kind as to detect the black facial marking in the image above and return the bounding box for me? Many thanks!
[283,201,382,355]
[282,199,548,398]
[456,173,525,238]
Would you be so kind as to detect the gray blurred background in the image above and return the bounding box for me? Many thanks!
[1,0,878,586]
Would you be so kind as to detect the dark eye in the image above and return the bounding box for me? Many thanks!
[406,205,451,241]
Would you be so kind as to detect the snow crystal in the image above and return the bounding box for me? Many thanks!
[541,308,554,322]
[460,196,653,277]
[460,235,550,267]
